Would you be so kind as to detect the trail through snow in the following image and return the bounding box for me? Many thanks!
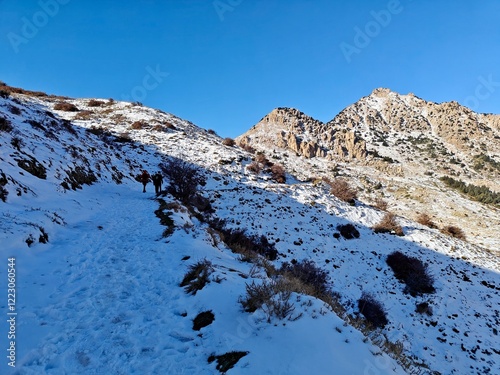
[3,182,407,375]
[10,185,214,374]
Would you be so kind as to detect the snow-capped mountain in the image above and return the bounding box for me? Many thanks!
[237,88,500,252]
[0,84,499,375]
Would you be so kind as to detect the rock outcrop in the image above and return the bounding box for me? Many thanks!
[236,107,367,160]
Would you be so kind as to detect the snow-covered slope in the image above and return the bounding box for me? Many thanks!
[0,89,499,375]
[237,88,500,253]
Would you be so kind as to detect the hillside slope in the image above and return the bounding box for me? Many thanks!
[0,88,499,375]
[236,88,500,252]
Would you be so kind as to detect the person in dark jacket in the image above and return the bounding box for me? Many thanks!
[152,172,163,195]
[139,170,151,193]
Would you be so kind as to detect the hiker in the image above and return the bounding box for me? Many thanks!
[152,172,163,195]
[139,170,151,193]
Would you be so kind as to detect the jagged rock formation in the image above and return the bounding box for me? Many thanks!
[236,107,367,160]
[238,88,500,188]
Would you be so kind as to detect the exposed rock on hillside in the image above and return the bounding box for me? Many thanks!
[237,107,367,160]
[237,88,500,252]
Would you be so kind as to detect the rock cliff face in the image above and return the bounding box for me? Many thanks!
[236,107,367,160]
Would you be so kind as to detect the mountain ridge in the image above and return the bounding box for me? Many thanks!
[236,87,500,252]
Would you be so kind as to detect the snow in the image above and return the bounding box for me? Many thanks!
[0,93,499,374]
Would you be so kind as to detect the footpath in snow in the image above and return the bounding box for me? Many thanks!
[0,181,406,375]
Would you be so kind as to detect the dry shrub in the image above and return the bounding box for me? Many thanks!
[239,143,256,154]
[9,105,21,115]
[0,172,8,202]
[358,292,388,328]
[373,197,388,211]
[270,164,286,183]
[255,153,271,166]
[0,117,13,132]
[239,280,295,320]
[0,89,10,98]
[279,259,330,298]
[440,225,466,240]
[386,251,435,296]
[54,102,79,112]
[73,110,94,120]
[114,132,133,143]
[164,121,176,130]
[208,351,248,373]
[209,219,278,261]
[247,161,261,174]
[222,137,235,146]
[130,121,146,130]
[87,99,105,107]
[373,213,404,236]
[416,213,437,228]
[0,83,49,97]
[160,158,205,203]
[180,259,213,295]
[328,178,357,204]
[336,224,360,239]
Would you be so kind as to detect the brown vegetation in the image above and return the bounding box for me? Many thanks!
[54,102,79,112]
[440,225,466,240]
[416,213,437,228]
[373,212,404,236]
[222,137,235,146]
[327,178,357,204]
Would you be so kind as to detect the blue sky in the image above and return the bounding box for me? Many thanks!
[1,0,500,137]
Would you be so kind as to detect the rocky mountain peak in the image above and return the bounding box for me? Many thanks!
[237,106,367,160]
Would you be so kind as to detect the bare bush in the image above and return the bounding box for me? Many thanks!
[240,280,274,313]
[279,259,330,298]
[373,197,388,211]
[328,178,357,204]
[222,137,235,146]
[160,158,205,203]
[416,213,437,228]
[73,110,94,120]
[440,225,466,240]
[386,251,435,296]
[87,99,105,107]
[336,224,360,240]
[255,153,271,166]
[180,259,213,295]
[270,164,286,183]
[246,161,261,174]
[54,102,79,112]
[0,172,8,202]
[209,219,278,261]
[0,117,13,132]
[373,213,404,236]
[239,279,295,321]
[130,121,146,130]
[358,292,389,328]
[239,142,256,154]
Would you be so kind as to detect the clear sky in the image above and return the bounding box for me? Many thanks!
[1,0,500,137]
